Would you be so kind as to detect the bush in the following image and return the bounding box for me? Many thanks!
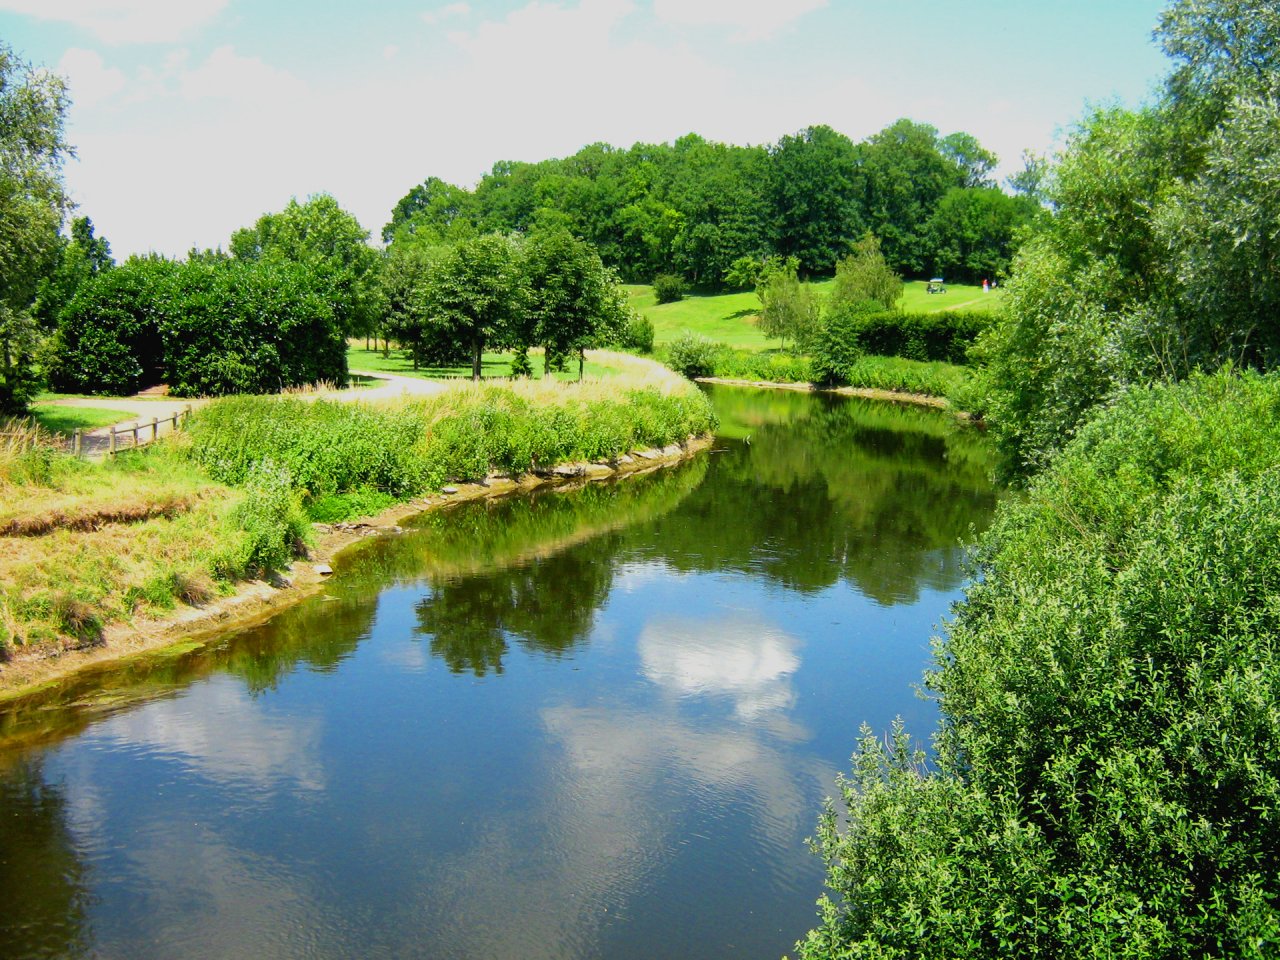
[620,313,655,354]
[221,461,310,576]
[652,274,685,304]
[798,369,1280,960]
[50,257,174,394]
[50,257,347,398]
[810,299,875,385]
[664,335,723,380]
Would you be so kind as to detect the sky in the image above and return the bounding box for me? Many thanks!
[1,0,1172,258]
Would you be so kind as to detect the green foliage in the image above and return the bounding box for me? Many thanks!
[665,335,723,380]
[0,44,72,414]
[798,369,1280,959]
[51,257,348,397]
[924,187,1038,284]
[811,299,875,386]
[620,313,655,353]
[185,384,716,510]
[230,193,382,339]
[220,462,310,576]
[423,233,523,380]
[652,274,685,303]
[757,259,821,351]
[521,227,629,375]
[49,257,173,394]
[711,349,813,383]
[828,233,903,313]
[387,120,1000,290]
[836,308,987,365]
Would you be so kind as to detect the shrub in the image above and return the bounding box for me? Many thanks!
[665,335,723,380]
[621,313,655,354]
[798,369,1280,960]
[810,299,875,385]
[652,274,685,304]
[51,257,347,399]
[50,257,174,394]
[222,461,310,576]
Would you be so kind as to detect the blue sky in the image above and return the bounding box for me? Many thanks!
[1,0,1171,257]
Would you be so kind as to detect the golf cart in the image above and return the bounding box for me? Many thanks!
[927,277,947,294]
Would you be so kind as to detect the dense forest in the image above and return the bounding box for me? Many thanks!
[383,120,1041,287]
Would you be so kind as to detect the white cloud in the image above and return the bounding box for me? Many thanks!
[178,45,307,102]
[639,615,801,719]
[421,1,471,26]
[652,0,828,42]
[56,47,126,109]
[0,0,229,44]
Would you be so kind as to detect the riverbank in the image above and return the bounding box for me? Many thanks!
[697,376,974,418]
[0,432,712,701]
[0,355,715,698]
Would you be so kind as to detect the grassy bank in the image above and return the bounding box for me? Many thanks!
[0,369,715,662]
[627,279,1000,349]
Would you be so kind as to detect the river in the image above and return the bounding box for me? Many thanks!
[0,384,998,960]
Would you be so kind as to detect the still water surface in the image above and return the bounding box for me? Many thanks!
[0,385,997,959]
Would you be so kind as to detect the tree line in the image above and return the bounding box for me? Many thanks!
[383,120,1041,288]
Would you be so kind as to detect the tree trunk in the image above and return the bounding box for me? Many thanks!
[578,347,585,381]
[472,338,482,381]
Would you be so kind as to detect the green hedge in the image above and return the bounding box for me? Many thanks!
[827,306,988,365]
[50,258,348,397]
[798,368,1280,959]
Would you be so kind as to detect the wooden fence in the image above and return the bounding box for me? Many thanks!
[71,405,194,457]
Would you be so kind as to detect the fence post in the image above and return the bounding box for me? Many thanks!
[109,428,116,456]
[73,429,82,457]
[151,417,159,441]
[183,405,192,429]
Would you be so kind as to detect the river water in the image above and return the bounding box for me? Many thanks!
[0,384,997,960]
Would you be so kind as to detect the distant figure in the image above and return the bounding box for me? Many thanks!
[982,278,990,293]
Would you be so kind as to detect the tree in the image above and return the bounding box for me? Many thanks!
[924,187,1038,284]
[521,227,628,378]
[828,233,903,312]
[33,216,114,330]
[383,176,477,245]
[757,257,820,352]
[853,119,979,275]
[379,242,465,369]
[770,125,862,275]
[0,44,71,413]
[422,234,522,380]
[231,194,382,340]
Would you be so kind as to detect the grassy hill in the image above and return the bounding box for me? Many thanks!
[627,280,1001,348]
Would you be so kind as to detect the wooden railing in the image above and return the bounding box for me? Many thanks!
[72,405,194,457]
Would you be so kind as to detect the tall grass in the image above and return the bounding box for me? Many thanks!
[184,378,716,510]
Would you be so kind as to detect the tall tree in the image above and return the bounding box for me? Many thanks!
[422,234,522,380]
[853,119,974,276]
[521,227,628,378]
[0,43,71,412]
[231,194,382,340]
[770,125,862,275]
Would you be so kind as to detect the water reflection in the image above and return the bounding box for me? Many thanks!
[639,615,801,720]
[0,385,998,960]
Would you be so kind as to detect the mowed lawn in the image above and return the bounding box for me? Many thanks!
[346,345,621,381]
[627,280,1002,348]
